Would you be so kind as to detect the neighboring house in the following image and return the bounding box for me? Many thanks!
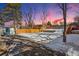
[3,27,15,35]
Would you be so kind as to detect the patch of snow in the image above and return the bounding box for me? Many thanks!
[39,35,47,38]
[66,47,79,56]
[32,37,44,42]
[44,34,79,56]
[49,35,60,39]
[18,33,38,38]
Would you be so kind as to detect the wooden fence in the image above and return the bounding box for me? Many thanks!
[16,29,42,34]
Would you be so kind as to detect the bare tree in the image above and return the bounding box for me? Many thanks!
[25,7,35,28]
[58,3,67,43]
[23,14,28,28]
[41,5,48,29]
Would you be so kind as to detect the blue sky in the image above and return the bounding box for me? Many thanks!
[0,3,79,24]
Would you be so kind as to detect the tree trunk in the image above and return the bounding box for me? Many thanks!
[63,4,67,43]
[14,20,16,35]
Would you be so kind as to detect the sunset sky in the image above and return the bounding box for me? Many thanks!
[0,3,79,25]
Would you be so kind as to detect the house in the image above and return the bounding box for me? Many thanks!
[3,27,15,35]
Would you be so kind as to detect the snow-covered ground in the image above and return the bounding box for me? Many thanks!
[17,29,63,43]
[17,29,79,56]
[44,34,79,56]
